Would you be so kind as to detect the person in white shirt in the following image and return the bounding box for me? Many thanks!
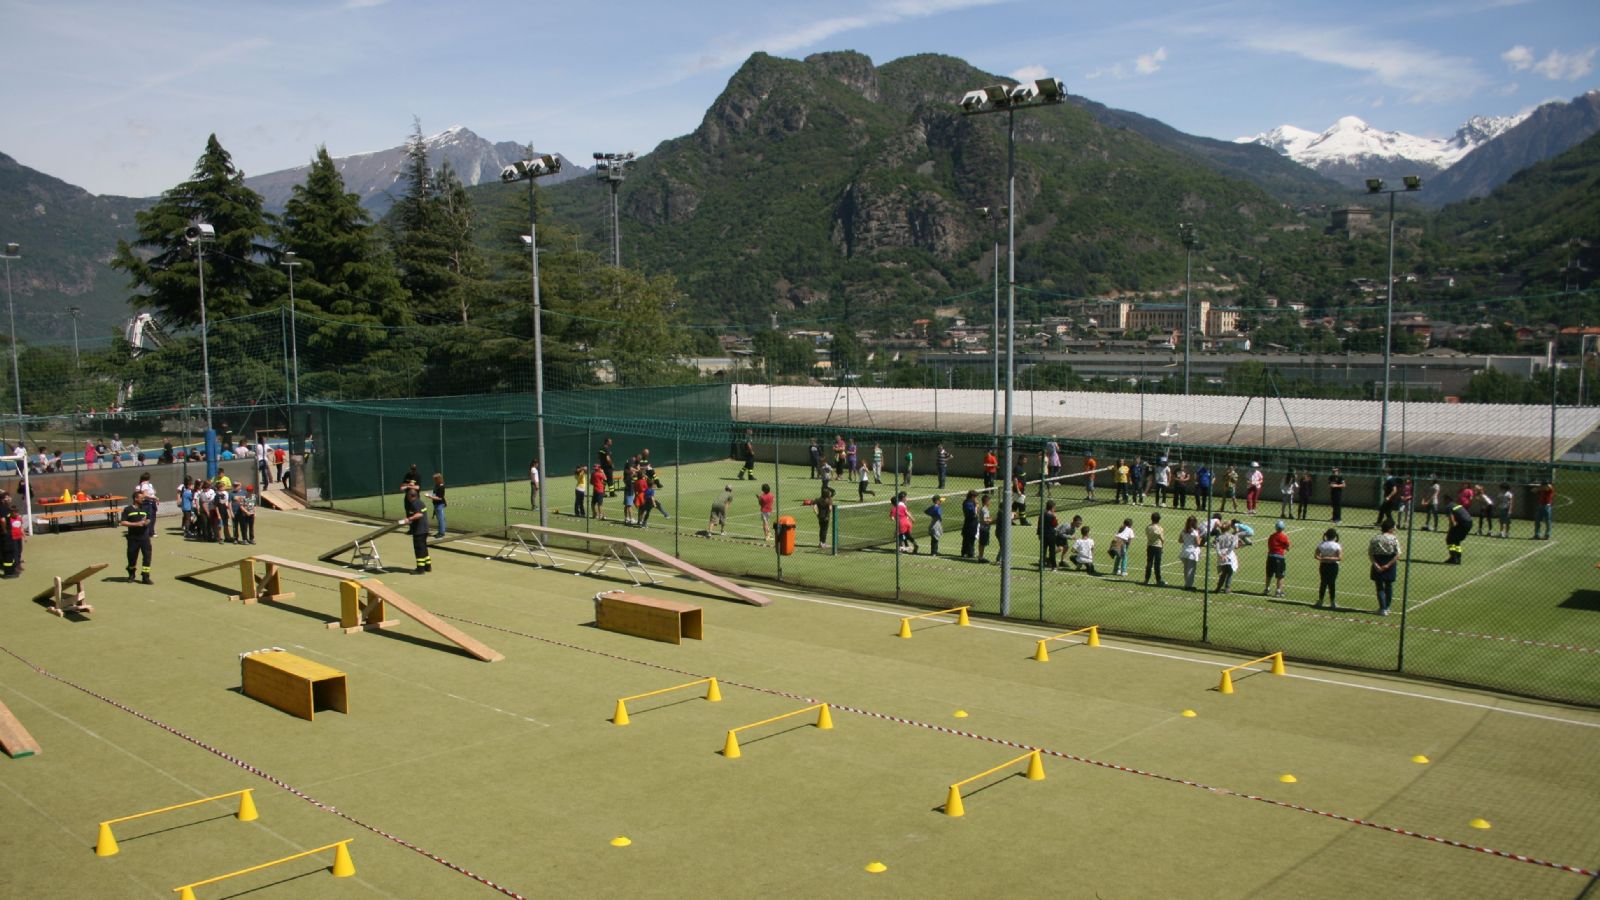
[1071,526,1099,575]
[1314,528,1342,609]
[1153,459,1171,507]
[528,458,541,511]
[110,434,125,469]
[1113,518,1135,576]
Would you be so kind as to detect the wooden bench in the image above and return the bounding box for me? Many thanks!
[595,590,703,645]
[240,649,349,721]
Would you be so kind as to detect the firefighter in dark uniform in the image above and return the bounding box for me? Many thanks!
[401,486,430,574]
[120,499,154,583]
[1445,500,1473,565]
[0,491,15,578]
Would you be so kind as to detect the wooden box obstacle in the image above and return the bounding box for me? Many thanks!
[241,649,349,721]
[595,590,703,644]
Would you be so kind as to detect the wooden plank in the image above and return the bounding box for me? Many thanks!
[359,582,504,663]
[252,554,373,582]
[0,698,42,758]
[318,520,406,564]
[508,524,771,606]
[31,564,109,602]
[257,489,304,511]
[180,556,257,581]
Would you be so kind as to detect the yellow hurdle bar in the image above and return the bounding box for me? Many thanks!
[944,750,1045,817]
[97,789,259,857]
[172,839,355,898]
[722,703,833,758]
[1218,651,1286,694]
[897,605,971,637]
[613,677,721,725]
[1032,625,1099,661]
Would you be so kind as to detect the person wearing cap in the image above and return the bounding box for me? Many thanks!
[1264,520,1291,597]
[1246,462,1264,513]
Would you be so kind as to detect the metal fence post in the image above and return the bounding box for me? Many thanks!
[1396,467,1417,672]
[773,433,782,582]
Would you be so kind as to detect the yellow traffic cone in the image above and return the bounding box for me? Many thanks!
[95,822,119,857]
[236,789,259,822]
[178,888,197,900]
[897,618,913,639]
[1270,653,1286,675]
[722,730,741,758]
[331,840,356,877]
[1033,640,1050,662]
[612,699,630,726]
[1219,670,1235,694]
[816,705,834,730]
[1087,627,1101,647]
[1025,751,1046,781]
[944,785,965,817]
[957,607,971,626]
[705,678,722,702]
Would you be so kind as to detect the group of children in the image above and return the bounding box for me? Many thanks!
[178,472,257,544]
[571,451,670,527]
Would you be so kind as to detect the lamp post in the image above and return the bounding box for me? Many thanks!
[978,206,1003,439]
[960,76,1066,618]
[68,306,81,370]
[184,223,217,475]
[1366,175,1422,461]
[502,151,563,528]
[593,152,635,268]
[280,251,301,404]
[1,242,21,449]
[1179,223,1198,395]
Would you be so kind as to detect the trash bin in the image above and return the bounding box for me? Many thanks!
[775,515,796,556]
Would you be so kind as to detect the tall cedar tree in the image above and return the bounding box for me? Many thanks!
[275,146,410,324]
[389,122,489,323]
[111,135,271,325]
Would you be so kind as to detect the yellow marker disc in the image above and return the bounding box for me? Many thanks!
[1181,709,1197,718]
[864,861,888,873]
[1278,774,1298,783]
[1469,818,1492,830]
[610,836,632,847]
[1411,755,1430,764]
[953,710,969,718]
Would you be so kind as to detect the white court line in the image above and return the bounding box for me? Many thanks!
[1409,539,1560,612]
[270,508,1600,729]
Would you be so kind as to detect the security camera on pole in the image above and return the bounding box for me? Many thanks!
[958,76,1066,617]
[185,223,218,478]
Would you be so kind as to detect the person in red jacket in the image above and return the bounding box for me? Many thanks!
[1264,520,1291,597]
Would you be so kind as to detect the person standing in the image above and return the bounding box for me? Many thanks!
[1475,486,1495,537]
[808,437,822,480]
[401,485,430,574]
[1496,483,1515,538]
[1422,477,1442,531]
[572,466,588,518]
[857,461,876,503]
[1112,518,1135,576]
[877,442,888,485]
[1327,467,1346,523]
[237,486,257,545]
[1144,512,1166,586]
[1113,457,1129,503]
[960,490,979,558]
[935,443,948,489]
[984,448,999,490]
[1223,464,1240,513]
[274,445,288,484]
[1533,481,1555,539]
[903,447,914,487]
[430,473,448,538]
[1314,528,1341,610]
[0,491,14,578]
[598,438,615,494]
[1297,471,1314,520]
[1179,516,1202,591]
[893,492,917,554]
[1245,462,1264,513]
[1173,464,1191,511]
[1445,500,1472,564]
[1212,524,1239,593]
[111,434,125,468]
[845,437,859,475]
[1278,471,1296,518]
[1376,470,1400,526]
[528,458,541,512]
[1369,519,1400,615]
[6,503,24,575]
[1153,458,1171,508]
[1045,438,1061,477]
[926,495,944,556]
[1264,520,1290,597]
[590,465,607,519]
[819,459,834,496]
[758,483,775,541]
[1131,456,1147,506]
[814,486,834,549]
[738,432,757,481]
[120,497,154,584]
[1084,453,1098,502]
[1039,500,1060,569]
[256,438,270,489]
[977,493,994,561]
[707,486,733,536]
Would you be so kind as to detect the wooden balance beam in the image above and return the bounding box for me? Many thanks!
[33,563,109,616]
[179,555,502,662]
[430,525,560,568]
[0,698,42,758]
[511,524,772,607]
[317,520,406,571]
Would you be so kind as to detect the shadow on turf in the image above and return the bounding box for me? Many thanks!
[29,595,93,621]
[1560,589,1600,612]
[617,696,701,721]
[215,868,325,898]
[107,811,237,849]
[936,773,1030,814]
[718,723,814,755]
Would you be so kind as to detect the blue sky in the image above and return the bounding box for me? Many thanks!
[2,0,1595,197]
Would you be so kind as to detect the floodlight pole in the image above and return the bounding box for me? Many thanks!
[1180,224,1197,395]
[1368,176,1421,462]
[281,252,301,404]
[1,243,22,449]
[504,150,562,528]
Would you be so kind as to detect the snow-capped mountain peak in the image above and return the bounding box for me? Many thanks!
[1235,111,1533,189]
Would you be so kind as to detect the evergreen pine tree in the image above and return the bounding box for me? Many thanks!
[389,121,489,323]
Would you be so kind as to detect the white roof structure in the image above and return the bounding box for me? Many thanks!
[732,385,1600,462]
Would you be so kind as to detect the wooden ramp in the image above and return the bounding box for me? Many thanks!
[0,699,42,758]
[360,582,504,663]
[318,520,405,570]
[518,524,772,607]
[33,563,110,616]
[258,488,305,511]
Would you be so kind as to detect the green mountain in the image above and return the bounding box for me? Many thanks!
[0,152,147,342]
[506,51,1321,329]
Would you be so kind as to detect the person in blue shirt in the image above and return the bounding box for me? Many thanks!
[1196,464,1213,511]
[925,495,945,556]
[960,490,979,558]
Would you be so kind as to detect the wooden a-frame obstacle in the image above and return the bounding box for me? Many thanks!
[317,520,406,571]
[33,563,109,617]
[179,554,503,662]
[431,523,560,568]
[0,698,42,758]
[433,523,772,607]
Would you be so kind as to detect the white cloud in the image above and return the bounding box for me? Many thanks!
[1134,47,1167,75]
[1494,81,1519,96]
[1533,47,1597,81]
[1227,24,1487,103]
[1502,44,1534,70]
[1010,64,1049,82]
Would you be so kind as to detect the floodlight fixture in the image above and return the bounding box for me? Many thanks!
[1364,175,1425,460]
[504,148,564,527]
[1403,175,1423,191]
[1365,178,1384,193]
